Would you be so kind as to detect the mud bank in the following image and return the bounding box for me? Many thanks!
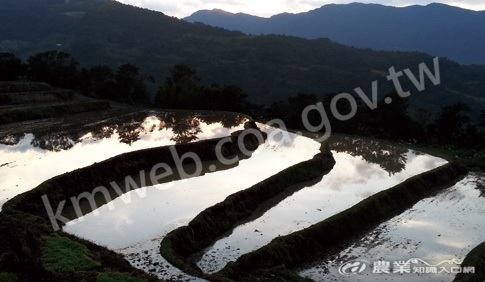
[159,147,336,277]
[215,162,468,280]
[454,242,485,282]
[0,81,110,124]
[0,101,110,124]
[0,82,65,105]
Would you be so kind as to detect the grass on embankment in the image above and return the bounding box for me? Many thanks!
[97,272,150,282]
[42,235,150,281]
[41,235,101,277]
[0,211,155,281]
[0,273,17,282]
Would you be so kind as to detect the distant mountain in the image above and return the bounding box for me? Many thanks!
[1,0,484,119]
[185,9,267,35]
[185,3,485,65]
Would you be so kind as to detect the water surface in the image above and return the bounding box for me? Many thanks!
[63,125,320,280]
[196,136,447,273]
[0,111,247,209]
[299,172,485,282]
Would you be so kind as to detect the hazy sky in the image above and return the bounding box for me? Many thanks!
[116,0,485,18]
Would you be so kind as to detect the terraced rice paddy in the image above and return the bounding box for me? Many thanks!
[2,109,480,282]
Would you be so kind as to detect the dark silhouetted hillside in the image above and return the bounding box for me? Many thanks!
[185,3,485,65]
[1,0,484,120]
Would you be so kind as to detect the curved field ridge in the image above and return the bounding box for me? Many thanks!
[0,124,265,280]
[216,162,469,281]
[159,148,336,277]
[2,124,265,223]
[454,242,485,282]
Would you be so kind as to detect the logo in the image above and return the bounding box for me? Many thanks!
[338,259,369,276]
[337,257,475,276]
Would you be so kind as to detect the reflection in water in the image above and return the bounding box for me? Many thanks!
[0,110,248,151]
[61,158,243,222]
[63,126,321,280]
[63,126,320,248]
[30,134,75,152]
[90,125,117,144]
[329,135,409,175]
[472,174,485,197]
[0,135,21,146]
[162,114,203,144]
[196,150,447,274]
[117,119,144,145]
[159,112,246,144]
[0,110,248,210]
[299,172,485,282]
[171,119,202,144]
[194,112,247,129]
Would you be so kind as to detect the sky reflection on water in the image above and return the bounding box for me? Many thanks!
[0,111,247,209]
[63,125,320,248]
[63,125,319,280]
[196,139,447,273]
[299,172,485,282]
[1,112,454,281]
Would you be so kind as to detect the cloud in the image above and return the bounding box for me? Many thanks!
[116,0,485,18]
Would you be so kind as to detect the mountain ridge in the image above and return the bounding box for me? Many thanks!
[0,0,484,119]
[185,2,485,65]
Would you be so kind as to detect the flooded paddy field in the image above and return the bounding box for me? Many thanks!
[196,136,447,274]
[2,106,478,281]
[299,172,485,282]
[62,124,320,280]
[0,110,248,209]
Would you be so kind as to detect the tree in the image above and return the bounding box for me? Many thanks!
[155,64,202,109]
[413,108,432,128]
[267,100,290,120]
[266,92,320,130]
[372,91,424,141]
[285,92,319,129]
[0,53,23,81]
[89,65,116,99]
[430,102,470,141]
[204,84,249,112]
[321,92,358,134]
[114,63,149,105]
[27,51,79,88]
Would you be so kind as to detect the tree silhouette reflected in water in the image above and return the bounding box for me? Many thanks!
[0,110,247,150]
[329,136,408,175]
[156,111,247,144]
[0,135,21,146]
[90,125,117,142]
[472,173,485,198]
[169,117,202,144]
[117,119,144,145]
[197,112,247,129]
[157,112,202,144]
[30,134,75,151]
